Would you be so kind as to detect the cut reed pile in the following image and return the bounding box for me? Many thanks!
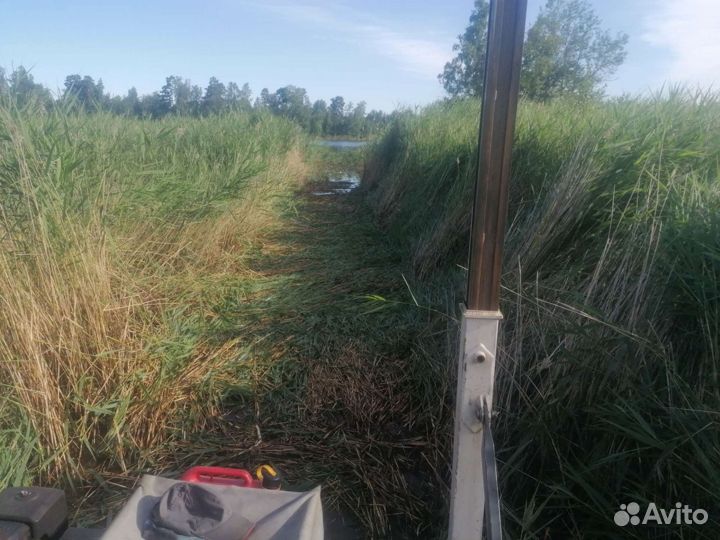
[0,100,308,490]
[363,91,720,538]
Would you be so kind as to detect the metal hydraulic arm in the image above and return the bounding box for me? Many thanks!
[448,0,527,538]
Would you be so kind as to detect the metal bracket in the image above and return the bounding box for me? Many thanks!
[449,308,502,539]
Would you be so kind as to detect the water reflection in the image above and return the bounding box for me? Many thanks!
[315,140,367,149]
[312,173,360,196]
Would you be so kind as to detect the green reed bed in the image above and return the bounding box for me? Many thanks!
[363,91,720,538]
[0,99,307,494]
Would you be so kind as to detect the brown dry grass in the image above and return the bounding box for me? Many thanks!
[0,108,309,486]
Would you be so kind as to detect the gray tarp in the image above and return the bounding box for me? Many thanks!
[101,475,323,540]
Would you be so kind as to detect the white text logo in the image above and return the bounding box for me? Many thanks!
[614,502,708,527]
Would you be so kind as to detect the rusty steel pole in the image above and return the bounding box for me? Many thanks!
[466,0,527,312]
[449,0,527,538]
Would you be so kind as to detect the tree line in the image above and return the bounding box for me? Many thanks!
[0,67,389,138]
[1,0,629,138]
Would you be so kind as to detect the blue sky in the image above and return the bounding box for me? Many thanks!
[1,0,718,111]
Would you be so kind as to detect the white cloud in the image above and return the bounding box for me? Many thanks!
[243,1,451,79]
[357,24,451,77]
[641,0,720,89]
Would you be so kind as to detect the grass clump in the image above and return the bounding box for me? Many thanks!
[364,91,720,537]
[0,100,308,492]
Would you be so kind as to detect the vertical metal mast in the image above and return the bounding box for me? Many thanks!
[448,0,527,538]
[467,0,527,312]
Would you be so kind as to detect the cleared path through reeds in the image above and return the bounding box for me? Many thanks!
[124,161,455,538]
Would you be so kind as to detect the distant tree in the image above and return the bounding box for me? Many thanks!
[63,74,82,99]
[107,95,124,114]
[203,77,226,114]
[0,67,7,96]
[8,67,52,108]
[439,0,627,100]
[124,87,141,116]
[329,96,345,116]
[270,85,310,127]
[349,101,367,137]
[256,88,271,110]
[521,0,628,100]
[159,76,177,115]
[63,74,104,110]
[78,75,103,108]
[189,85,203,114]
[226,82,252,111]
[64,74,80,88]
[226,82,240,103]
[157,75,196,116]
[310,99,328,135]
[439,0,490,98]
[174,78,196,115]
[139,92,165,118]
[365,109,389,135]
[240,83,252,110]
[96,78,106,104]
[328,96,346,135]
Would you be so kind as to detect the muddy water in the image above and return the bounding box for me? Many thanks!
[313,140,366,196]
[316,140,367,150]
[312,173,361,196]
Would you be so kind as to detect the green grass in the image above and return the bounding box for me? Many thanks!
[0,98,309,491]
[167,188,453,536]
[363,91,720,538]
[0,99,449,537]
[308,141,367,177]
[3,90,719,539]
